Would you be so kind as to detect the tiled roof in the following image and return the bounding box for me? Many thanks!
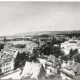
[64,61,80,75]
[48,55,59,63]
[47,55,59,67]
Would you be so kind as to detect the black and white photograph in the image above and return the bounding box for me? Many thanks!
[0,1,80,80]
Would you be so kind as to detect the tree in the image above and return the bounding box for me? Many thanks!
[33,47,41,56]
[14,52,20,69]
[40,34,49,38]
[73,54,80,63]
[14,52,29,69]
[69,49,74,59]
[69,48,79,60]
[61,54,69,62]
[29,47,41,61]
[40,42,51,55]
[51,46,65,58]
[51,36,65,47]
[3,37,7,42]
[39,42,64,58]
[0,43,4,51]
[15,44,26,48]
[51,36,57,45]
[31,35,65,58]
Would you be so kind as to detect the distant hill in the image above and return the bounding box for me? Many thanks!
[0,30,80,39]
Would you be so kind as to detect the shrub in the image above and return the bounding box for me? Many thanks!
[73,54,80,63]
[14,52,29,69]
[15,44,26,48]
[50,46,65,58]
[61,54,69,62]
[69,48,79,60]
[0,43,4,51]
[34,42,65,58]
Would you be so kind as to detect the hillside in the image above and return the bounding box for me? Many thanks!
[0,30,80,40]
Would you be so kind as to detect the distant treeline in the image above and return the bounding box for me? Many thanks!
[2,32,80,42]
[3,37,32,41]
[58,34,80,38]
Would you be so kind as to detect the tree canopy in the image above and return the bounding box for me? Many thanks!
[69,48,79,60]
[32,41,65,58]
[0,43,4,51]
[73,54,80,63]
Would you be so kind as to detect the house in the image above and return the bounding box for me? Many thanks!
[61,60,80,79]
[45,55,61,75]
[47,55,60,67]
[0,53,2,74]
[21,61,46,79]
[0,48,19,73]
[37,58,47,68]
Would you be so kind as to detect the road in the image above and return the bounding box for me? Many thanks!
[1,68,22,79]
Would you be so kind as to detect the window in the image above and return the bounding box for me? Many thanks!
[3,64,5,66]
[6,62,10,66]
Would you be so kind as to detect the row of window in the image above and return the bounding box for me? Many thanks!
[4,66,11,72]
[3,58,12,63]
[2,62,10,67]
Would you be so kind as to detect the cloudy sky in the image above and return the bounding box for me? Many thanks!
[0,2,80,36]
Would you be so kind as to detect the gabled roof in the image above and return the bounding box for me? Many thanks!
[21,61,46,79]
[64,60,80,74]
[46,55,60,67]
[48,55,59,63]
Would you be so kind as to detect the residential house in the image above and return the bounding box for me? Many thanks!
[0,48,19,73]
[61,60,80,79]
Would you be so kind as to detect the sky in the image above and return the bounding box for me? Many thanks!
[0,2,80,36]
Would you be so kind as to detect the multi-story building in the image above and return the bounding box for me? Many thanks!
[0,48,19,73]
[0,41,38,74]
[0,53,2,74]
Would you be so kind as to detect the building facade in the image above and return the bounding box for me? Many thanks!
[0,48,18,73]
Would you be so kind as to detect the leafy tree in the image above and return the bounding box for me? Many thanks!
[3,37,7,42]
[51,36,57,45]
[73,54,80,63]
[30,35,65,58]
[40,43,51,55]
[14,52,29,69]
[29,47,41,61]
[74,48,79,54]
[15,44,26,48]
[14,52,20,69]
[33,47,41,56]
[0,43,4,51]
[40,34,49,38]
[37,42,64,58]
[61,54,69,62]
[69,48,79,60]
[51,46,65,58]
[51,36,65,47]
[69,49,74,59]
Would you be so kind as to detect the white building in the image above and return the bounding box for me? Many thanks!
[0,48,19,73]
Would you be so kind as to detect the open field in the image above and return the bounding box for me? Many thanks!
[61,39,80,54]
[8,41,32,45]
